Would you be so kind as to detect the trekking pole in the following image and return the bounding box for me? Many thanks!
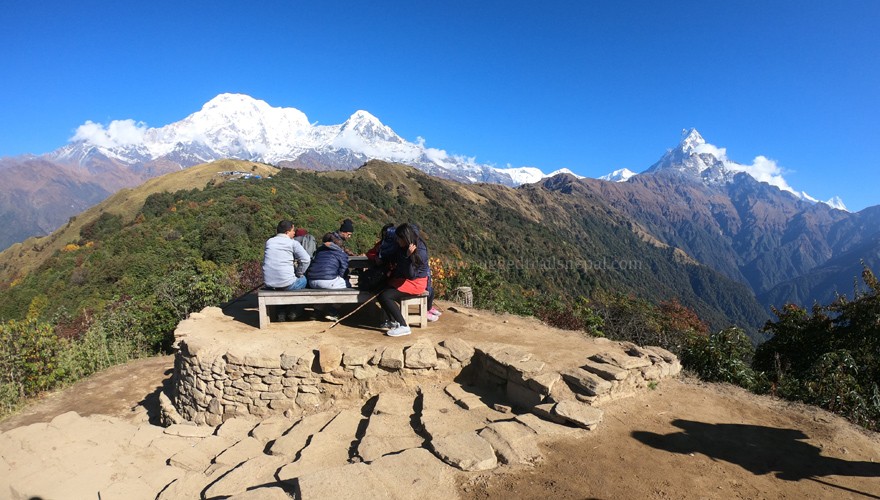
[318,290,383,333]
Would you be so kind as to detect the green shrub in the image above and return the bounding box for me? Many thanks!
[756,265,880,430]
[0,316,65,401]
[681,327,763,390]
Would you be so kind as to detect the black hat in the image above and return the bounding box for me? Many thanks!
[339,218,354,233]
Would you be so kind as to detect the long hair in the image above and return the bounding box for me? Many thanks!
[395,223,425,267]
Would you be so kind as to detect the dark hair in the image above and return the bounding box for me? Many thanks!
[380,222,395,239]
[396,223,425,267]
[277,220,294,234]
[322,232,344,246]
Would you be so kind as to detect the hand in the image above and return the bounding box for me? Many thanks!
[408,243,416,255]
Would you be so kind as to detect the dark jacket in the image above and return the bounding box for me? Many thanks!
[392,239,429,280]
[306,243,349,282]
[378,228,399,263]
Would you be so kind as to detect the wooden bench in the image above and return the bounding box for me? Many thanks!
[257,288,428,329]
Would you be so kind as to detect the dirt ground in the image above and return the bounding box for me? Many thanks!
[2,300,879,499]
[462,378,880,499]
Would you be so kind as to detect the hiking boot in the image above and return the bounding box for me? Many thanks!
[386,325,412,337]
[380,320,399,330]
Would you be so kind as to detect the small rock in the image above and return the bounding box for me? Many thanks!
[493,404,512,413]
[318,344,343,373]
[552,400,604,430]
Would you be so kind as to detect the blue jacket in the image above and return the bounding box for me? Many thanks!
[377,227,399,263]
[392,239,429,280]
[306,243,349,282]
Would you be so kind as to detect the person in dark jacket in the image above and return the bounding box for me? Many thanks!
[307,233,350,289]
[379,223,430,337]
[332,218,356,256]
[366,223,397,264]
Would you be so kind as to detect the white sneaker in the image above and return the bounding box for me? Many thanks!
[380,320,399,330]
[386,325,411,337]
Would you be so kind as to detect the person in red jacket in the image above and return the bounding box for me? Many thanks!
[379,223,429,337]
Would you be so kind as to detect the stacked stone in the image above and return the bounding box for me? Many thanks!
[174,340,230,426]
[173,336,682,426]
[563,343,683,405]
[470,342,683,415]
[472,344,561,410]
[173,337,478,425]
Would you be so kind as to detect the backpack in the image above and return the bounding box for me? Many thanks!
[358,267,389,292]
[294,234,318,258]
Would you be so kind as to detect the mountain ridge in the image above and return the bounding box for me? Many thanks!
[0,159,769,339]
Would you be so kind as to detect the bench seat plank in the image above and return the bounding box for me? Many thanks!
[256,288,427,329]
[257,288,374,328]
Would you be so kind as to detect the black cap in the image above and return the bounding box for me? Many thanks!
[339,218,354,233]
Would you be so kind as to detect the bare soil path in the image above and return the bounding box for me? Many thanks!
[463,378,880,499]
[2,300,878,498]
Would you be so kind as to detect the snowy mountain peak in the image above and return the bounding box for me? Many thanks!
[338,109,402,144]
[56,93,558,186]
[825,196,848,211]
[643,130,847,210]
[202,93,264,111]
[644,128,725,179]
[494,166,583,185]
[679,128,706,153]
[345,109,382,125]
[192,93,310,129]
[599,168,637,182]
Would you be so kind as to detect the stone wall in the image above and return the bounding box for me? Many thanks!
[172,337,473,425]
[171,333,681,426]
[470,342,682,412]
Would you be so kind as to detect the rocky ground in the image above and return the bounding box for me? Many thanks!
[1,300,879,499]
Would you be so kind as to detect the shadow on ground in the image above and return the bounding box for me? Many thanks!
[633,419,880,497]
[138,368,175,426]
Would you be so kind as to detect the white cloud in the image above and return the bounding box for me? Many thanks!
[71,119,148,149]
[725,154,796,194]
[424,146,450,165]
[694,143,728,160]
[695,138,796,195]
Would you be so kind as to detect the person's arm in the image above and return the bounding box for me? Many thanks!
[292,240,311,277]
[411,241,429,278]
[340,251,351,287]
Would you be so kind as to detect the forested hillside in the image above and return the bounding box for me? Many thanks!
[0,160,767,332]
[2,159,876,430]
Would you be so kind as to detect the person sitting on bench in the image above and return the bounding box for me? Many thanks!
[262,220,311,321]
[307,233,351,290]
[378,223,429,337]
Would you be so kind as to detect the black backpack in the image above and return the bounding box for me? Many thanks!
[358,267,388,291]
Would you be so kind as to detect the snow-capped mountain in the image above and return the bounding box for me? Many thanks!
[643,129,847,211]
[53,93,561,187]
[496,166,582,185]
[598,168,636,182]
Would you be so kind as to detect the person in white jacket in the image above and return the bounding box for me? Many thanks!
[262,220,311,321]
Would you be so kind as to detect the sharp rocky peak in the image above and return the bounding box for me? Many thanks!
[679,128,706,153]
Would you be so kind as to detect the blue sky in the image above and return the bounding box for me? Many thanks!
[2,1,878,210]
